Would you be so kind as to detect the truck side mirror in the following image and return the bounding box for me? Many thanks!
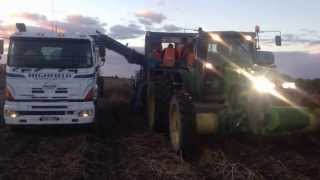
[99,47,106,62]
[0,40,4,55]
[275,35,282,46]
[256,51,275,66]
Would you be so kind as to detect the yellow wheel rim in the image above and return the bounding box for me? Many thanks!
[170,100,182,152]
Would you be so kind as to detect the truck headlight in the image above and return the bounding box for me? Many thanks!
[4,110,19,118]
[253,77,276,94]
[79,110,94,118]
[282,82,296,89]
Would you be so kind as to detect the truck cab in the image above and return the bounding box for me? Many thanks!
[2,26,104,125]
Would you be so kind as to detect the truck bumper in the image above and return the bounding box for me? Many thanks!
[3,101,95,125]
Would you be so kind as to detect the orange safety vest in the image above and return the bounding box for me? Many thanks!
[176,46,184,60]
[162,48,176,67]
[186,52,195,66]
[181,47,195,67]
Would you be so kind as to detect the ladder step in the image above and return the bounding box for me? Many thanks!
[201,95,225,103]
[194,103,225,113]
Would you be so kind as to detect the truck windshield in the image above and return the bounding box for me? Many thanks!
[8,38,93,68]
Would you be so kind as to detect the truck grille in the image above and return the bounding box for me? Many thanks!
[31,88,69,94]
[32,88,44,94]
[18,111,74,116]
[31,106,68,109]
[55,88,68,94]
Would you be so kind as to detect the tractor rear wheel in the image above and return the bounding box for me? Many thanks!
[153,77,172,133]
[169,91,197,157]
[228,85,243,112]
[145,82,169,132]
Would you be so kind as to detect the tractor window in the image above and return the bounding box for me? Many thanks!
[196,39,208,60]
[161,43,176,50]
[216,38,254,64]
[208,43,218,53]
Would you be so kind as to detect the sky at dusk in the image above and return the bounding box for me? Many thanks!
[0,0,320,78]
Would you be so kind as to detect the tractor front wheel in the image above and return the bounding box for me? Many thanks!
[146,83,157,131]
[169,91,197,157]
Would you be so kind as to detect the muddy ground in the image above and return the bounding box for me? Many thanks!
[0,77,320,180]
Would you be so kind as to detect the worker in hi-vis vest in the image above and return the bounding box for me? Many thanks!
[176,37,188,60]
[181,43,195,67]
[161,44,178,67]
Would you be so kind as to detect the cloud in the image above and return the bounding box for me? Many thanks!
[7,12,107,34]
[55,14,107,34]
[1,12,146,41]
[300,29,320,37]
[282,33,315,44]
[0,23,15,38]
[66,15,107,27]
[108,24,145,40]
[260,30,320,53]
[135,10,166,26]
[0,12,108,56]
[283,29,320,44]
[12,12,47,22]
[282,33,320,53]
[48,14,107,34]
[275,52,320,79]
[155,0,166,6]
[138,18,153,26]
[162,24,183,32]
[107,23,182,40]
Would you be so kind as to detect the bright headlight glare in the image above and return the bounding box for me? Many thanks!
[204,62,214,69]
[210,33,223,42]
[5,110,18,118]
[244,35,253,41]
[282,82,296,89]
[79,110,93,118]
[253,77,276,93]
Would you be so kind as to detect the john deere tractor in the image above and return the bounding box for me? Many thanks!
[134,28,319,154]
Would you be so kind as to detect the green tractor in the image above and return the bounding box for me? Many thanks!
[134,28,319,154]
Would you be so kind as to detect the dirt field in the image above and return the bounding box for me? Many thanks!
[1,76,320,180]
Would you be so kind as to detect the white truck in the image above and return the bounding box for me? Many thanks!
[0,24,106,126]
